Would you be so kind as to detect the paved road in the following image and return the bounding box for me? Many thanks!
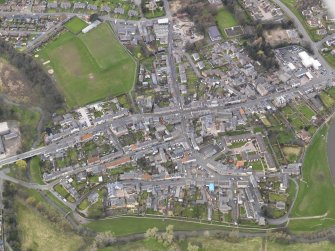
[266,178,299,225]
[0,169,59,190]
[0,0,332,167]
[0,1,333,228]
[0,73,330,167]
[273,0,332,71]
[316,33,335,47]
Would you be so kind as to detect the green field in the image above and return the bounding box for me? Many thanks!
[100,236,335,251]
[54,184,75,203]
[297,103,315,120]
[247,160,264,171]
[289,125,335,231]
[38,23,137,108]
[65,17,87,34]
[322,52,335,68]
[45,191,72,213]
[229,141,246,148]
[8,105,40,151]
[86,216,249,236]
[30,157,44,185]
[17,202,84,251]
[216,7,238,35]
[320,92,335,109]
[327,87,335,99]
[78,198,89,210]
[281,105,315,133]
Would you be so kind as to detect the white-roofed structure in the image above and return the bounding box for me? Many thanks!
[0,122,9,135]
[157,18,169,24]
[312,60,321,70]
[82,20,101,34]
[298,51,321,70]
[299,51,313,68]
[287,62,296,70]
[306,72,313,79]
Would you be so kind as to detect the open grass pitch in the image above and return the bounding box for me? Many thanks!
[39,22,137,108]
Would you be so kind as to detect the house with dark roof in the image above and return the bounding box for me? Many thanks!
[208,26,222,41]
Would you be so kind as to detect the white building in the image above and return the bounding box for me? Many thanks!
[157,18,169,25]
[287,62,296,71]
[82,20,101,34]
[298,51,321,70]
[0,122,9,135]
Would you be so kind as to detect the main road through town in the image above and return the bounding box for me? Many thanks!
[0,0,333,179]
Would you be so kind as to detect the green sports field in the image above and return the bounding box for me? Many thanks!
[38,22,137,108]
[289,124,335,232]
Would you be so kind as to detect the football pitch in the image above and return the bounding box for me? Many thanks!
[38,21,137,108]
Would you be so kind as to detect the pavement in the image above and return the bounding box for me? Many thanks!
[273,0,332,72]
[0,0,333,228]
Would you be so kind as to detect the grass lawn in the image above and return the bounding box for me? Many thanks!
[30,157,44,185]
[216,7,238,35]
[289,125,335,231]
[320,92,335,109]
[144,9,165,19]
[297,103,315,120]
[247,160,264,171]
[269,192,287,202]
[26,189,47,204]
[38,23,137,108]
[281,105,313,132]
[54,184,75,203]
[101,237,335,251]
[9,105,40,151]
[327,87,335,99]
[65,16,87,34]
[85,216,247,236]
[259,115,272,127]
[322,52,335,68]
[282,146,302,163]
[78,198,89,210]
[17,202,84,251]
[45,191,71,213]
[229,141,246,149]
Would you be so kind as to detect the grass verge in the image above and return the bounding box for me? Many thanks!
[17,201,84,251]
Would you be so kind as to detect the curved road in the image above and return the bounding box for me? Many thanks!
[273,0,332,71]
[266,177,299,225]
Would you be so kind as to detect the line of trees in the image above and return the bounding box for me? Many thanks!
[222,0,252,25]
[0,39,65,117]
[245,40,279,70]
[178,1,218,34]
[3,182,21,251]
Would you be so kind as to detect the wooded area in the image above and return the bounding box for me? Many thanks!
[0,39,65,116]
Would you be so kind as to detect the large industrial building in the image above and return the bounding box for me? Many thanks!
[298,51,321,70]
